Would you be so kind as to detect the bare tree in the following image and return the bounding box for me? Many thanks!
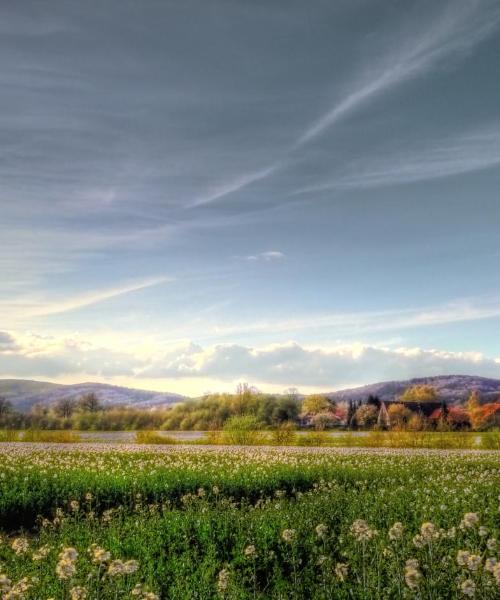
[78,392,102,412]
[54,397,76,418]
[0,397,12,418]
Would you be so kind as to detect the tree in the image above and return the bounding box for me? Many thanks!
[400,385,438,403]
[354,404,378,428]
[311,412,339,430]
[387,403,413,430]
[233,383,256,415]
[54,398,76,419]
[469,402,500,430]
[271,396,300,424]
[407,413,425,431]
[78,393,102,413]
[283,387,300,402]
[467,390,482,430]
[366,395,381,408]
[301,394,331,415]
[0,397,12,418]
[346,400,356,429]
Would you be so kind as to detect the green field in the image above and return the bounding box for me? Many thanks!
[0,445,499,599]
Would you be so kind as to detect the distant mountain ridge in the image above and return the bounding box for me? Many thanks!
[0,379,185,412]
[1,375,499,413]
[327,375,500,405]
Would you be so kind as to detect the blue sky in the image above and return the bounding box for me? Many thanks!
[1,0,500,395]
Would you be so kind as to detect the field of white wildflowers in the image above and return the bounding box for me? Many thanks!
[0,444,498,599]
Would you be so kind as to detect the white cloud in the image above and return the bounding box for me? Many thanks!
[1,329,500,392]
[0,331,142,378]
[139,341,500,388]
[244,251,285,262]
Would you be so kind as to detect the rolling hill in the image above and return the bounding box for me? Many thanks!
[2,375,499,413]
[0,379,185,412]
[327,375,500,405]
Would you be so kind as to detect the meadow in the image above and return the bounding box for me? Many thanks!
[0,444,498,599]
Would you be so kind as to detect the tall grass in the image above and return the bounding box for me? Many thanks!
[135,430,178,444]
[19,429,81,444]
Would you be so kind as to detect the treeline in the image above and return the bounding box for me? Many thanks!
[0,393,170,431]
[0,384,499,432]
[161,387,301,430]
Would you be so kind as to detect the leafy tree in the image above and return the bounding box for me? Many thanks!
[354,404,378,428]
[271,396,300,424]
[407,413,426,431]
[311,412,339,431]
[301,394,331,415]
[387,403,413,430]
[400,385,438,403]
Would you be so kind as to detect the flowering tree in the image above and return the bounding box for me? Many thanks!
[400,385,438,403]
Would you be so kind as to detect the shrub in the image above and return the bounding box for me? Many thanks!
[135,431,178,445]
[223,415,262,445]
[270,422,297,445]
[297,431,330,446]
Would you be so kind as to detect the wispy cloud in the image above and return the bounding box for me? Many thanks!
[296,125,500,194]
[22,276,171,318]
[193,297,500,341]
[295,0,500,146]
[188,163,281,208]
[186,1,500,207]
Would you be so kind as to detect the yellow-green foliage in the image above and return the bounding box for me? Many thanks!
[270,422,297,445]
[161,391,300,430]
[135,431,178,445]
[0,430,20,442]
[21,429,81,443]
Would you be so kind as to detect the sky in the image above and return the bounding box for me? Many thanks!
[1,0,500,396]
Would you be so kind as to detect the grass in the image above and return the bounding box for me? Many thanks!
[135,431,178,445]
[0,445,498,598]
[1,429,499,450]
[0,429,81,443]
[197,429,500,450]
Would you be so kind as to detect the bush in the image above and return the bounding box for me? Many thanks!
[479,431,500,449]
[222,415,262,445]
[135,431,178,445]
[270,422,297,445]
[297,431,330,446]
[200,430,225,445]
